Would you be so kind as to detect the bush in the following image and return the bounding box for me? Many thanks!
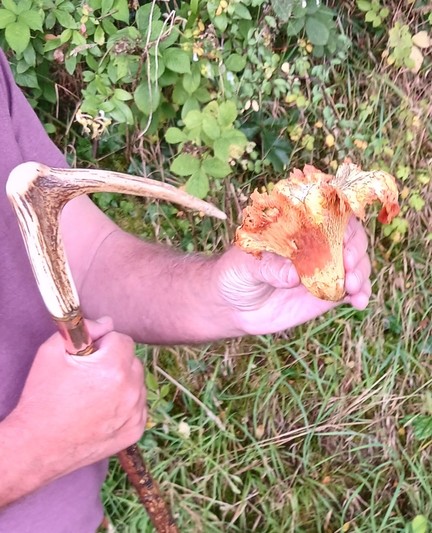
[0,0,429,234]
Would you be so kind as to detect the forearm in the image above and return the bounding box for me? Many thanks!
[79,230,241,344]
[0,412,70,507]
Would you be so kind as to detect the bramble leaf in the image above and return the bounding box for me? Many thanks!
[170,153,200,176]
[5,21,30,54]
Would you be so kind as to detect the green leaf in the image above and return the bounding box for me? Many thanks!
[365,10,376,22]
[16,58,30,73]
[44,10,55,29]
[202,115,220,140]
[225,53,246,72]
[214,130,248,160]
[147,55,165,82]
[287,16,305,36]
[44,122,56,135]
[94,24,105,46]
[185,169,209,199]
[1,0,18,15]
[410,415,432,440]
[60,28,72,44]
[181,97,200,120]
[15,0,32,14]
[18,10,44,31]
[146,371,159,391]
[357,0,371,11]
[159,26,179,49]
[71,29,86,46]
[113,88,132,101]
[182,69,201,94]
[101,0,115,14]
[43,39,62,53]
[0,9,16,29]
[305,16,330,46]
[202,157,232,178]
[23,43,36,66]
[110,98,134,125]
[55,9,77,29]
[65,54,77,75]
[172,83,188,105]
[159,68,179,88]
[218,100,237,127]
[271,0,295,22]
[195,87,211,103]
[112,0,129,23]
[134,81,160,115]
[262,130,292,172]
[165,127,187,144]
[164,48,191,74]
[170,153,200,177]
[136,3,161,33]
[5,21,30,54]
[183,109,202,130]
[233,3,252,20]
[101,18,118,36]
[411,515,428,533]
[14,68,39,88]
[213,13,228,32]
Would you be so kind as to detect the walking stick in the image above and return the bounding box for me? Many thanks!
[7,162,226,532]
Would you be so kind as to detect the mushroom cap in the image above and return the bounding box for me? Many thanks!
[235,162,400,301]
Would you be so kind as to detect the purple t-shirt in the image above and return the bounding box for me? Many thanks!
[0,50,107,532]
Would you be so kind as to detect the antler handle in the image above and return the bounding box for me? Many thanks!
[7,162,225,532]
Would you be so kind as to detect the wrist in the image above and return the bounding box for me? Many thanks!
[0,409,56,506]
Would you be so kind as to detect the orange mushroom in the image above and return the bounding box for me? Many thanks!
[235,161,400,301]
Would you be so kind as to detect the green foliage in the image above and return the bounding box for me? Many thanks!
[357,0,390,28]
[387,21,415,69]
[285,0,341,55]
[410,515,429,533]
[0,0,349,194]
[166,101,248,197]
[1,0,427,243]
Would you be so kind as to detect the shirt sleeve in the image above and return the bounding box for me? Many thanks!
[0,49,68,168]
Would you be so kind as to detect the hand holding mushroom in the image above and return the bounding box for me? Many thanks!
[212,162,399,336]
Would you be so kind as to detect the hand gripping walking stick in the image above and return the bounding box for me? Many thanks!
[7,162,227,532]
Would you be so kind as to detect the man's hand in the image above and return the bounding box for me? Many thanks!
[21,317,146,466]
[214,217,371,336]
[0,317,146,506]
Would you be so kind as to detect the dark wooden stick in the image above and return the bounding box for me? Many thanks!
[117,445,178,533]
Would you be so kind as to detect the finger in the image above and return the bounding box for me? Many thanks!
[85,316,115,342]
[343,216,362,244]
[345,254,372,295]
[346,283,372,310]
[344,229,369,272]
[254,252,300,289]
[344,216,368,250]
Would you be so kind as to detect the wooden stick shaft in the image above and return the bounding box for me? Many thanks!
[60,316,179,533]
[117,446,178,533]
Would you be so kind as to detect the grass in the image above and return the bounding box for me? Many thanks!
[98,155,431,522]
[100,205,431,532]
[102,289,431,532]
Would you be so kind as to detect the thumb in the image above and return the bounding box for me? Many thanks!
[252,252,300,289]
[84,316,115,342]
